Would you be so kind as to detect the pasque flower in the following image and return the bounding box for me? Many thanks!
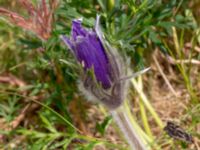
[61,16,150,150]
[61,16,128,109]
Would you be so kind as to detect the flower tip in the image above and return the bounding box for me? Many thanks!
[72,17,83,24]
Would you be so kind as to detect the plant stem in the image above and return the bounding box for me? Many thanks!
[123,100,152,143]
[110,106,149,150]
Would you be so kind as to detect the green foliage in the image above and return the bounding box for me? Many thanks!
[0,0,199,149]
[0,95,20,122]
[96,115,112,135]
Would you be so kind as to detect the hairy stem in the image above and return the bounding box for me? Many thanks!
[110,106,149,150]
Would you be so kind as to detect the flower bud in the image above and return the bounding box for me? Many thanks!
[61,16,128,109]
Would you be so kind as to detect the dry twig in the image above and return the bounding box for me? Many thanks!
[167,55,200,65]
[0,74,26,87]
[153,50,178,97]
[0,0,59,40]
[184,42,200,53]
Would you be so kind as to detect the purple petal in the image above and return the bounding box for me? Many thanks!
[72,19,87,40]
[75,35,111,88]
[61,17,112,89]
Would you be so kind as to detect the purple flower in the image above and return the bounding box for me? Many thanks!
[61,16,127,109]
[61,18,112,89]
